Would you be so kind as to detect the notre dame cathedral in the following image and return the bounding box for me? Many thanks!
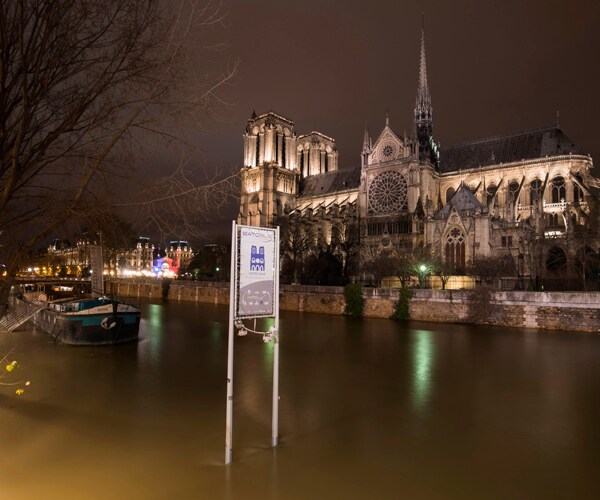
[238,25,598,285]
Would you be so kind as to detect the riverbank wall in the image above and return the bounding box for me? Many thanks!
[107,279,600,333]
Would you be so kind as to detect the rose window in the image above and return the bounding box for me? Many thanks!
[368,171,408,214]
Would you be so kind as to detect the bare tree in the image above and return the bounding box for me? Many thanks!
[430,256,453,290]
[469,255,516,286]
[274,213,310,284]
[518,220,545,290]
[0,0,237,316]
[121,161,238,242]
[397,245,433,287]
[573,224,600,291]
[331,219,359,279]
[362,254,401,287]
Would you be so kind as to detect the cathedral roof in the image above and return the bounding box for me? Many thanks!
[299,167,361,198]
[439,126,584,173]
[435,184,484,219]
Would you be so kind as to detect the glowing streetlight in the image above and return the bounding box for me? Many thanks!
[417,264,429,288]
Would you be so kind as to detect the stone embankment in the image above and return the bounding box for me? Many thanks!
[107,279,600,333]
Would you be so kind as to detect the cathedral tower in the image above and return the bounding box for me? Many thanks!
[239,111,299,226]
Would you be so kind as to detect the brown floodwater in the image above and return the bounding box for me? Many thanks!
[1,300,600,499]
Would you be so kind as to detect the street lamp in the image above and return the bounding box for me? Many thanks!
[417,264,429,288]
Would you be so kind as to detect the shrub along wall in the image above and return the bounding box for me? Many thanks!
[107,279,600,333]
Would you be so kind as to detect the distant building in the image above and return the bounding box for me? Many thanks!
[238,23,599,286]
[166,240,193,272]
[31,236,194,278]
[42,234,97,276]
[116,237,154,276]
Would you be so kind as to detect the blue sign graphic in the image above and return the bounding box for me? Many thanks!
[250,245,265,271]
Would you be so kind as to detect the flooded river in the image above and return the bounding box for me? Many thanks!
[1,300,600,499]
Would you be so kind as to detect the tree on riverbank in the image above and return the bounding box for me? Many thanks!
[0,350,30,395]
[0,0,237,317]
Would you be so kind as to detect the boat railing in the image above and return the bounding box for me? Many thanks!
[23,291,47,304]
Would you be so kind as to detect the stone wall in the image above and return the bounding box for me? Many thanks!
[279,285,346,314]
[407,289,600,333]
[107,279,600,333]
[107,279,229,305]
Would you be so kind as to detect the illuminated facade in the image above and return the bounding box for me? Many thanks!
[166,240,193,271]
[41,236,95,276]
[238,25,598,282]
[117,237,155,276]
[33,236,194,278]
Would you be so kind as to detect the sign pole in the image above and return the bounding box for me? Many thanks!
[272,226,280,447]
[226,223,279,462]
[225,221,237,465]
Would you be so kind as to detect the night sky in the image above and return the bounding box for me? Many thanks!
[188,0,599,237]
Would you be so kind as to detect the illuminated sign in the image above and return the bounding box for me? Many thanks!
[236,226,276,318]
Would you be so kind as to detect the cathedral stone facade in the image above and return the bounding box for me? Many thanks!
[238,25,598,284]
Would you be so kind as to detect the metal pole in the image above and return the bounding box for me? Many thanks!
[272,226,280,447]
[225,221,237,464]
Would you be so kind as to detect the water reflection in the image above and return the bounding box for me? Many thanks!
[411,329,434,413]
[140,303,164,363]
[2,302,600,499]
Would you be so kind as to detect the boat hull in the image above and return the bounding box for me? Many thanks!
[32,301,140,346]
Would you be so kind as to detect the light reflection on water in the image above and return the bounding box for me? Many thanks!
[140,303,164,364]
[411,329,434,413]
[1,301,600,499]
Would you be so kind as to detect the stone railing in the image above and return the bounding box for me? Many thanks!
[107,279,600,333]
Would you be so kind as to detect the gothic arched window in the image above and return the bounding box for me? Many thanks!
[445,227,466,270]
[546,246,567,273]
[547,213,560,227]
[508,181,520,204]
[551,177,566,203]
[486,184,498,206]
[446,187,455,204]
[255,134,260,166]
[573,176,584,203]
[530,179,543,205]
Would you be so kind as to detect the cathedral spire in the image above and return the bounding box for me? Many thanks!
[362,122,371,151]
[414,15,434,163]
[361,122,371,168]
[417,16,430,104]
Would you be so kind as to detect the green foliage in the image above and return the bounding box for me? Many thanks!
[1,354,31,396]
[344,283,364,317]
[391,287,413,321]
